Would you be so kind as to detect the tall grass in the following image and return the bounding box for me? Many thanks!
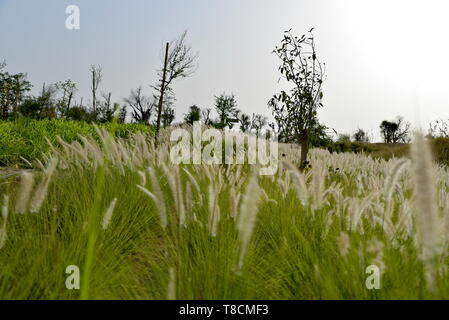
[1,127,449,299]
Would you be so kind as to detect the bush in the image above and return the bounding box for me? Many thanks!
[0,119,153,167]
[327,141,409,160]
[431,137,449,167]
[326,138,449,166]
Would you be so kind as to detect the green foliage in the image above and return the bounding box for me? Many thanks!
[380,117,410,143]
[268,28,325,146]
[0,63,33,119]
[0,119,153,167]
[328,141,409,160]
[431,137,449,167]
[184,105,201,125]
[214,93,238,129]
[353,128,370,143]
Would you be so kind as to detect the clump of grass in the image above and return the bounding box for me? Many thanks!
[411,133,442,292]
[236,171,262,270]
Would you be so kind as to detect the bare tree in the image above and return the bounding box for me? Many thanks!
[353,128,370,143]
[98,92,113,123]
[251,113,268,137]
[238,113,251,133]
[380,116,410,143]
[155,31,198,141]
[429,119,449,138]
[268,28,326,169]
[202,108,212,125]
[124,86,155,124]
[90,65,102,115]
[102,92,112,110]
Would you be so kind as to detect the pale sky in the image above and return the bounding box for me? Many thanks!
[1,0,449,141]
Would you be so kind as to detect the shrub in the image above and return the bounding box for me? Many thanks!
[431,137,449,167]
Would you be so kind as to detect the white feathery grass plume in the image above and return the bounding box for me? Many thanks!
[383,159,409,215]
[286,163,309,207]
[312,165,326,210]
[348,194,375,232]
[137,170,146,187]
[208,184,220,237]
[397,200,413,237]
[0,195,9,250]
[174,169,186,227]
[148,167,167,228]
[367,239,386,272]
[372,215,395,240]
[411,132,442,291]
[101,198,117,230]
[19,157,33,168]
[229,187,240,219]
[35,159,45,171]
[337,232,350,257]
[2,195,9,221]
[161,165,185,226]
[29,157,58,214]
[183,168,203,206]
[15,171,35,214]
[137,183,167,229]
[237,172,262,270]
[185,182,193,213]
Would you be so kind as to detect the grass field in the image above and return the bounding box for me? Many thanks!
[0,125,448,300]
[0,119,153,167]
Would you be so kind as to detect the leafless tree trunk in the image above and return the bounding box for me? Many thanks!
[90,65,102,115]
[67,91,73,112]
[102,92,112,110]
[124,86,154,124]
[300,130,309,170]
[202,108,212,125]
[154,31,198,144]
[155,42,170,144]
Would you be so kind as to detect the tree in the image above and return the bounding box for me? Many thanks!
[162,106,176,128]
[66,105,91,122]
[55,79,77,118]
[268,28,326,169]
[184,105,201,125]
[0,62,32,119]
[380,117,410,143]
[115,103,127,123]
[16,83,58,120]
[155,31,198,142]
[202,108,213,126]
[214,93,238,129]
[353,128,370,143]
[90,65,102,115]
[337,134,351,143]
[429,119,449,138]
[250,113,268,137]
[35,83,58,119]
[97,92,114,123]
[238,113,251,132]
[124,86,155,124]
